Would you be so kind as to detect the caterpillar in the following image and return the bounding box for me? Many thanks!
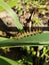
[0,9,49,39]
[0,26,42,39]
[9,26,49,39]
[12,27,42,39]
[1,25,49,39]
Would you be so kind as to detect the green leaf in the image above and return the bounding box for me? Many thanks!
[32,17,41,25]
[0,0,23,30]
[43,62,49,65]
[41,47,49,57]
[0,32,49,47]
[33,1,39,5]
[0,55,22,65]
[0,0,18,11]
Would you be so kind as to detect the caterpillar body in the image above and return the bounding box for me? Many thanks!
[1,26,49,39]
[12,27,42,39]
[9,26,49,39]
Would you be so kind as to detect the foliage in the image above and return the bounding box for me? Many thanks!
[0,0,49,65]
[32,17,41,25]
[0,55,24,65]
[0,46,49,65]
[0,0,18,11]
[0,0,23,30]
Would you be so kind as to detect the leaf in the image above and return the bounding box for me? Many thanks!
[32,17,41,25]
[0,32,49,47]
[43,62,49,65]
[0,0,18,11]
[41,47,49,57]
[0,55,22,65]
[33,1,39,5]
[0,0,23,30]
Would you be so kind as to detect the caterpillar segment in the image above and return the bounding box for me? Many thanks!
[0,26,43,39]
[0,30,7,37]
[13,28,42,39]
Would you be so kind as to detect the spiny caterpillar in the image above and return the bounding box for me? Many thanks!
[9,26,49,39]
[0,27,42,39]
[12,27,42,39]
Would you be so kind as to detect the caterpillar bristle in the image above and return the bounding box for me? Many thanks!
[30,31,33,35]
[12,27,42,39]
[23,32,27,37]
[38,29,42,33]
[21,33,24,37]
[26,31,31,36]
[32,29,36,34]
[35,29,39,33]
